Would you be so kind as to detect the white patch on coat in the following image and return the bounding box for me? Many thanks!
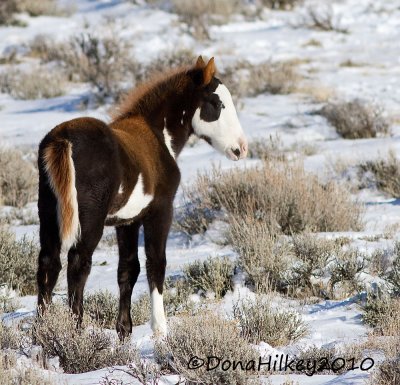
[181,110,186,125]
[163,128,175,159]
[109,174,153,220]
[118,184,123,194]
[191,84,245,158]
[150,288,167,335]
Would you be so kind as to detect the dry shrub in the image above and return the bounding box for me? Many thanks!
[178,161,362,238]
[172,0,245,39]
[0,147,37,207]
[248,135,286,161]
[358,151,400,198]
[164,277,195,316]
[173,174,221,236]
[84,290,151,328]
[17,0,72,17]
[388,243,400,295]
[131,294,151,326]
[0,285,20,313]
[183,256,234,299]
[0,226,38,295]
[32,303,137,374]
[233,296,308,346]
[0,67,66,100]
[84,290,118,329]
[155,311,259,384]
[137,48,195,83]
[329,249,366,298]
[261,0,301,10]
[0,0,19,25]
[371,356,400,385]
[229,218,292,292]
[318,100,390,139]
[210,162,362,234]
[294,344,365,375]
[300,5,348,33]
[288,234,338,298]
[0,351,54,385]
[38,32,138,102]
[222,60,299,98]
[103,352,163,385]
[0,321,22,350]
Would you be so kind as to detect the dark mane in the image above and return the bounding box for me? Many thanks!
[111,65,194,123]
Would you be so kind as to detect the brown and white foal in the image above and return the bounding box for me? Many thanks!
[37,56,247,338]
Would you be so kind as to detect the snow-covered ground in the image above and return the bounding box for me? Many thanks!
[1,0,400,384]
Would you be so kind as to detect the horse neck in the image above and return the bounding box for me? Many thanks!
[146,89,193,160]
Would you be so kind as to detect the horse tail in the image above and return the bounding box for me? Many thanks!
[42,138,80,250]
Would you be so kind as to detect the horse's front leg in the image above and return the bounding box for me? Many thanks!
[115,221,141,339]
[143,205,173,335]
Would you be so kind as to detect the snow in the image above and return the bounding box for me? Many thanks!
[1,0,399,384]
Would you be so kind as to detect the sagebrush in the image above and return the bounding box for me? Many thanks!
[155,311,259,384]
[32,303,137,374]
[0,147,37,207]
[0,226,38,295]
[233,295,308,346]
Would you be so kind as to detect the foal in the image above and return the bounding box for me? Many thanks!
[37,56,248,338]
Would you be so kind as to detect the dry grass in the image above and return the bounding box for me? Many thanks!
[83,290,151,328]
[30,31,138,102]
[177,162,362,262]
[173,173,221,236]
[329,248,366,298]
[0,351,54,385]
[210,162,362,234]
[0,285,20,313]
[155,311,259,384]
[0,226,38,295]
[370,356,400,385]
[0,67,66,100]
[293,344,364,375]
[136,47,195,83]
[17,0,72,17]
[164,277,195,316]
[318,100,390,139]
[0,321,22,350]
[172,0,245,39]
[248,135,286,161]
[0,0,19,25]
[229,218,292,292]
[261,0,302,10]
[288,234,338,298]
[222,60,300,99]
[0,147,37,207]
[32,303,137,374]
[183,256,234,299]
[300,5,348,33]
[233,295,308,346]
[358,151,400,198]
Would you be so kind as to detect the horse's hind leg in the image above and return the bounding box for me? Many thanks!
[37,174,62,311]
[115,221,141,339]
[67,215,104,320]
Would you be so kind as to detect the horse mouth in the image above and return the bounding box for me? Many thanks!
[226,147,241,161]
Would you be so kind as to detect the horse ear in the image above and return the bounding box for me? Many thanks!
[203,57,215,85]
[196,55,206,68]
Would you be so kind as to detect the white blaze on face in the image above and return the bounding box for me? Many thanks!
[191,83,248,161]
[150,288,167,335]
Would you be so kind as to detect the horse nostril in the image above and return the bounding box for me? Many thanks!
[232,148,241,157]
